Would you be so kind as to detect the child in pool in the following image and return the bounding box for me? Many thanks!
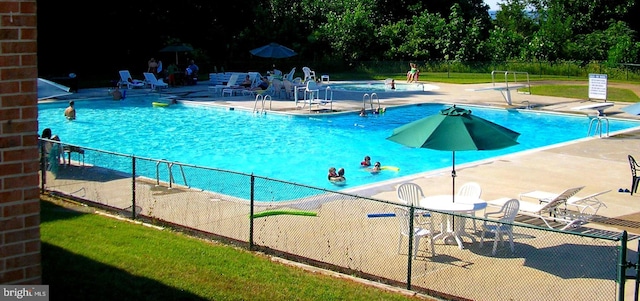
[328,167,346,182]
[368,162,382,174]
[360,156,371,167]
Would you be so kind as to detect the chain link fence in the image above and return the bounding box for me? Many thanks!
[40,139,633,301]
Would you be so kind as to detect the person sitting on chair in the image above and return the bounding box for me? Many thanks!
[252,77,270,90]
[185,59,199,85]
[240,75,253,88]
[407,63,418,83]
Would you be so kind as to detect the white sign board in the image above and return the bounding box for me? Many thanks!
[588,73,608,100]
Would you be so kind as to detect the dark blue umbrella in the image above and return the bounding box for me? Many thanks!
[250,43,297,59]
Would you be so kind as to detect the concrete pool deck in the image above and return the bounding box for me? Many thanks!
[48,79,640,300]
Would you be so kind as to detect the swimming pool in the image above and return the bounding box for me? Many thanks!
[327,81,438,92]
[38,97,640,194]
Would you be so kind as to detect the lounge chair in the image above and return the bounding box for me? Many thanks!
[487,186,585,230]
[143,72,169,91]
[118,70,145,89]
[215,73,243,96]
[516,189,609,218]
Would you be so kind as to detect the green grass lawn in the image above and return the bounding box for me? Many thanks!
[527,85,640,103]
[40,198,430,301]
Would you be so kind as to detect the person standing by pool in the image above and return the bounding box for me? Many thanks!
[148,58,158,75]
[167,63,179,86]
[64,101,76,120]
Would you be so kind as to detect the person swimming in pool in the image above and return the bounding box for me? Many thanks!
[367,161,382,174]
[328,167,346,182]
[64,101,76,120]
[361,156,371,167]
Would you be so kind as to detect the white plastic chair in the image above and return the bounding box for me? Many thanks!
[396,183,437,228]
[397,183,424,206]
[302,66,316,82]
[457,182,482,232]
[285,67,296,81]
[394,207,436,258]
[480,198,520,255]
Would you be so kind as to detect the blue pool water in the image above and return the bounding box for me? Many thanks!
[39,97,640,194]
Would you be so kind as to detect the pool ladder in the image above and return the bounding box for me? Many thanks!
[521,100,532,109]
[156,160,189,189]
[363,93,380,112]
[253,94,272,114]
[587,114,610,137]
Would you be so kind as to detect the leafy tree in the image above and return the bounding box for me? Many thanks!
[440,4,488,61]
[314,0,378,62]
[604,21,640,65]
[378,12,447,60]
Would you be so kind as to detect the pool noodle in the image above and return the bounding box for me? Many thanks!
[367,212,429,218]
[367,213,396,218]
[251,210,317,219]
[380,166,400,171]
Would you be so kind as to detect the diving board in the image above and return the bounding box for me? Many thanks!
[572,102,614,116]
[465,84,527,106]
[465,71,531,105]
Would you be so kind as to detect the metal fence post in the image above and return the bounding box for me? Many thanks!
[249,173,255,251]
[131,156,136,220]
[406,205,414,290]
[619,231,628,301]
[40,143,46,193]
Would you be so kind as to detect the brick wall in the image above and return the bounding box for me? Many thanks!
[0,0,41,284]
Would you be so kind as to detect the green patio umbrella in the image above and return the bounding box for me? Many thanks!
[387,105,520,201]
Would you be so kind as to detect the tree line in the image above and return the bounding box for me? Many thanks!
[36,0,639,79]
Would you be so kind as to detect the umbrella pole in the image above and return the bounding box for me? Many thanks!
[452,151,456,203]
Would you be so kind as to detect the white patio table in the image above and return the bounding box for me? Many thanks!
[419,195,487,249]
